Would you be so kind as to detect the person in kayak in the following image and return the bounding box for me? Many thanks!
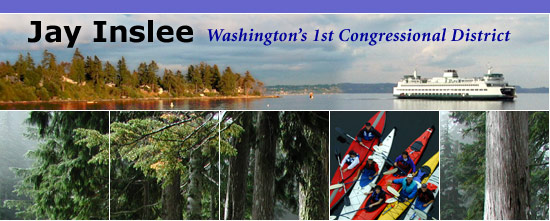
[356,122,383,146]
[364,185,386,212]
[340,150,360,172]
[388,173,417,202]
[393,151,416,176]
[414,183,435,210]
[359,155,379,187]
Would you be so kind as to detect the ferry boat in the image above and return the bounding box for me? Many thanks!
[393,68,516,100]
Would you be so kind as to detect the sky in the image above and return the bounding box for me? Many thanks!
[0,14,547,87]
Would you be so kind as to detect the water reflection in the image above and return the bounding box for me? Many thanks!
[0,93,547,110]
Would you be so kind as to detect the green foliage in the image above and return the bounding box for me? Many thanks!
[108,112,219,219]
[5,111,109,219]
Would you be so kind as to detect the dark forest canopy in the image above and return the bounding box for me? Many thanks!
[220,111,329,220]
[0,49,264,102]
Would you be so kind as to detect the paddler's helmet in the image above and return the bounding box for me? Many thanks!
[407,174,414,178]
[368,156,374,160]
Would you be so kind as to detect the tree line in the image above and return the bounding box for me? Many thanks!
[0,49,264,102]
[220,111,329,220]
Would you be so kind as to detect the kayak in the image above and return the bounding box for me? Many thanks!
[335,128,396,220]
[403,164,440,220]
[378,152,439,220]
[352,126,434,220]
[330,111,387,210]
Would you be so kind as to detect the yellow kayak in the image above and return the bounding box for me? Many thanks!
[377,152,439,220]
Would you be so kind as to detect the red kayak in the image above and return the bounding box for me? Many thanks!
[329,111,386,210]
[352,126,434,220]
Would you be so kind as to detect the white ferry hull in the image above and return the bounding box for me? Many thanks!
[393,93,515,100]
[393,69,516,100]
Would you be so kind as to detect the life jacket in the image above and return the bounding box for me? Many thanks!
[397,158,411,171]
[363,130,375,141]
[371,191,386,202]
[400,179,417,195]
[364,161,377,171]
[346,154,359,164]
[417,189,434,203]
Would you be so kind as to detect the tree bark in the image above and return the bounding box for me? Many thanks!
[142,180,150,219]
[251,112,278,220]
[484,111,530,220]
[228,112,253,220]
[210,159,218,220]
[161,171,183,220]
[299,135,328,220]
[224,162,232,220]
[187,150,203,219]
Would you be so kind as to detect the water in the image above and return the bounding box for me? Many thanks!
[330,111,439,219]
[0,93,546,110]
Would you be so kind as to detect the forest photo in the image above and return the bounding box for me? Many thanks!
[220,111,328,220]
[0,111,109,219]
[440,111,549,220]
[109,111,219,220]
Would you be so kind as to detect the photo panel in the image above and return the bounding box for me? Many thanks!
[109,111,219,220]
[440,111,549,220]
[220,111,329,220]
[0,111,109,219]
[330,111,439,220]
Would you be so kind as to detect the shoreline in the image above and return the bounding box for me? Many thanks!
[0,95,280,104]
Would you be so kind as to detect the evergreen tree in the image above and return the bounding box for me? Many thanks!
[104,61,116,84]
[69,48,85,83]
[187,65,203,93]
[108,112,219,219]
[116,57,133,87]
[242,71,255,96]
[5,111,109,219]
[219,67,238,96]
[221,111,329,220]
[211,64,221,91]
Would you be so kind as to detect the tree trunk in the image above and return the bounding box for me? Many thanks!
[187,150,203,219]
[142,180,150,219]
[224,162,232,220]
[299,136,328,219]
[484,111,530,220]
[251,112,278,220]
[161,171,183,220]
[228,112,253,220]
[210,157,218,220]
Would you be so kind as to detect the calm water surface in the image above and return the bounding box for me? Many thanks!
[0,93,547,110]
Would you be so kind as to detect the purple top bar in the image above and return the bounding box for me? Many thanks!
[0,0,548,13]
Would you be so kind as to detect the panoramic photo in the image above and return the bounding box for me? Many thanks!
[329,111,439,220]
[440,111,549,220]
[0,14,547,110]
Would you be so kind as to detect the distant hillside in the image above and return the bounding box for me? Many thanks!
[266,83,548,94]
[515,86,549,93]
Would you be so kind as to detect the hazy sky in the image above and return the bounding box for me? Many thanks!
[0,14,547,87]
